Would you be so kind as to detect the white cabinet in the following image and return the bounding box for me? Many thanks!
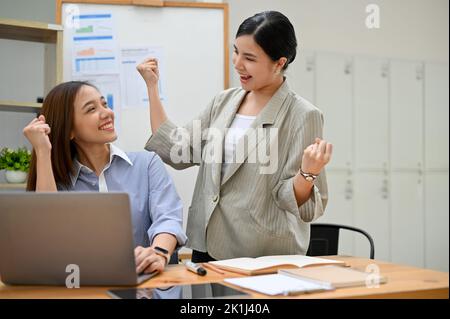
[354,57,389,170]
[390,60,424,170]
[388,60,427,268]
[390,172,425,267]
[422,62,449,272]
[424,172,449,271]
[425,63,449,170]
[289,51,315,104]
[316,52,353,170]
[353,172,390,261]
[319,171,354,256]
[313,52,448,271]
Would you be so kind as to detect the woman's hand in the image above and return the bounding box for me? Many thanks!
[23,115,52,154]
[136,57,160,88]
[301,138,333,175]
[134,246,166,275]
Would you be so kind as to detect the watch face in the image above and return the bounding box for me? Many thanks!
[306,176,314,182]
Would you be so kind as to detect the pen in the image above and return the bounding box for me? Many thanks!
[184,260,207,276]
[201,262,226,275]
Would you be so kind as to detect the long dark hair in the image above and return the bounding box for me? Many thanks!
[26,81,97,191]
[236,11,297,70]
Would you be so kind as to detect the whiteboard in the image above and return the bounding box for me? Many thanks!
[60,2,226,229]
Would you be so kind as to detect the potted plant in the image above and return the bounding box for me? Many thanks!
[0,147,32,184]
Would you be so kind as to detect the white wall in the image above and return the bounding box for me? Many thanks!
[225,0,449,86]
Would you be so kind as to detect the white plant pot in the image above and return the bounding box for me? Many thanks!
[5,170,28,184]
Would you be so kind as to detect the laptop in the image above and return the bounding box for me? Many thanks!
[0,192,156,286]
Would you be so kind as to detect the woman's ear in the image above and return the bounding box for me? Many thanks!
[276,57,288,73]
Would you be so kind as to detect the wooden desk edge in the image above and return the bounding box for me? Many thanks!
[1,257,448,299]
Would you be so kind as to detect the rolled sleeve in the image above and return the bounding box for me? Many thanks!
[145,119,179,166]
[144,96,216,170]
[272,177,327,222]
[272,109,329,222]
[147,153,188,247]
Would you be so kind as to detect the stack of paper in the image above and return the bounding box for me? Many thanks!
[224,274,334,296]
[279,265,388,288]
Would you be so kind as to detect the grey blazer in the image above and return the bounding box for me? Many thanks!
[145,80,328,260]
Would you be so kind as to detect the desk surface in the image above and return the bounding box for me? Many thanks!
[0,256,448,299]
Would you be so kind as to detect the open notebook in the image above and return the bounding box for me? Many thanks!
[208,255,347,275]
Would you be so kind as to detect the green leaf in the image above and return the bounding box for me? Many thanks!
[0,146,32,172]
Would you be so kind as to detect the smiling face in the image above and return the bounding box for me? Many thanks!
[71,84,117,146]
[232,35,286,91]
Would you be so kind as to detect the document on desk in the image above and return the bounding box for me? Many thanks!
[224,274,334,296]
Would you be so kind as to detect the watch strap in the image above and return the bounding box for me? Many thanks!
[154,246,170,265]
[299,169,318,182]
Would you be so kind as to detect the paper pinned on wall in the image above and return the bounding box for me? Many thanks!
[120,46,165,109]
[67,12,120,75]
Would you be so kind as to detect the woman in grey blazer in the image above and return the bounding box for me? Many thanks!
[137,11,333,262]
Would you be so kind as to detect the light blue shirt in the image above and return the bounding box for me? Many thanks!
[58,144,187,248]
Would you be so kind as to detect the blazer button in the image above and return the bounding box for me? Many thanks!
[213,195,219,203]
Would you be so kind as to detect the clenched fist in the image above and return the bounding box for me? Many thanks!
[301,138,333,175]
[137,57,160,87]
[23,115,52,154]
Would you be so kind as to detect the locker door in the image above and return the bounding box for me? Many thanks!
[354,172,390,261]
[425,172,449,272]
[391,172,425,267]
[288,50,315,104]
[316,52,353,170]
[354,57,389,170]
[390,60,424,170]
[425,63,449,170]
[318,171,354,256]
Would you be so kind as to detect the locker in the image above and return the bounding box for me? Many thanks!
[353,172,390,261]
[390,60,424,170]
[288,50,315,104]
[390,172,425,267]
[425,63,449,170]
[424,172,449,271]
[316,52,353,170]
[318,171,354,256]
[354,56,389,170]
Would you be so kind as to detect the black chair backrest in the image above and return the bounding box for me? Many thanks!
[306,223,375,259]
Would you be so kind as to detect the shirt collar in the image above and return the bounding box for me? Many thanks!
[70,144,133,187]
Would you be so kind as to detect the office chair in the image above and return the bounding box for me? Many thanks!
[306,223,375,259]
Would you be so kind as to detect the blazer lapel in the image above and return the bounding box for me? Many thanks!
[210,90,248,189]
[221,80,291,186]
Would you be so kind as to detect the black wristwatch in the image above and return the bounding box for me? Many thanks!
[154,246,170,265]
[299,169,318,183]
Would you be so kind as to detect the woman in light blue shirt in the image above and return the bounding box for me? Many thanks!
[23,81,187,275]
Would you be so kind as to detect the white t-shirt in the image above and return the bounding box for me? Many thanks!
[221,114,256,177]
